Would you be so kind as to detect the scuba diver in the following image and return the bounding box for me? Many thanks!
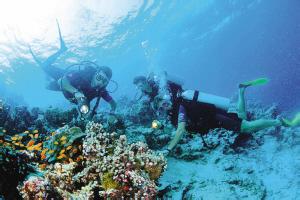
[156,77,300,155]
[29,21,117,118]
[133,73,160,102]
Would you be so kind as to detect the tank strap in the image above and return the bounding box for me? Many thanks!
[193,90,199,102]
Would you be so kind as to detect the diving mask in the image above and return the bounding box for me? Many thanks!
[93,71,109,88]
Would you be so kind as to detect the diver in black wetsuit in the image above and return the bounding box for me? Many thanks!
[133,74,159,102]
[156,77,300,156]
[29,21,116,117]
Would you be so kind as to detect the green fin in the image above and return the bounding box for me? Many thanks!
[291,112,300,127]
[239,78,269,88]
[281,112,300,127]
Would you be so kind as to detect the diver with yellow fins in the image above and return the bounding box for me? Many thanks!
[29,20,117,118]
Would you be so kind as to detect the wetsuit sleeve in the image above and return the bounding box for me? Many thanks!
[178,105,187,123]
[101,90,113,103]
[65,67,94,89]
[66,71,83,87]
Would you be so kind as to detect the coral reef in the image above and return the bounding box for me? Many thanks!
[0,145,35,199]
[44,107,78,128]
[18,176,62,200]
[158,102,300,199]
[17,122,167,199]
[1,97,299,199]
[44,125,85,163]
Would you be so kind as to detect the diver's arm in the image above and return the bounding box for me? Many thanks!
[102,91,117,112]
[109,99,117,112]
[167,122,186,151]
[59,76,81,95]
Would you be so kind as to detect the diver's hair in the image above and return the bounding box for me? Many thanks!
[97,66,112,80]
[133,76,147,85]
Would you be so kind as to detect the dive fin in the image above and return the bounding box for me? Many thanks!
[56,19,67,52]
[239,78,269,88]
[28,45,42,66]
[281,112,300,127]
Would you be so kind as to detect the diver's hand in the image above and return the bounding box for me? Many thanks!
[157,149,171,157]
[74,92,85,100]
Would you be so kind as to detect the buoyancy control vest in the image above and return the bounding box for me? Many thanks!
[169,89,231,134]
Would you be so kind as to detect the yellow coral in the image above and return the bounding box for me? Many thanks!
[145,165,163,180]
[101,172,120,190]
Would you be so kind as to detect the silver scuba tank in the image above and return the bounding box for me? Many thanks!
[181,90,230,111]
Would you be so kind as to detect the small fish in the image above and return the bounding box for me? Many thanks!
[72,148,78,153]
[32,145,42,151]
[24,130,29,134]
[29,134,34,138]
[46,136,50,140]
[39,163,47,170]
[33,130,38,134]
[11,136,18,141]
[60,136,67,141]
[68,158,74,163]
[41,154,46,160]
[59,149,66,154]
[36,142,42,147]
[57,154,67,159]
[66,146,72,150]
[14,142,21,146]
[27,146,34,151]
[76,157,81,162]
[48,150,55,154]
[54,141,59,145]
[76,155,84,162]
[27,140,35,147]
[2,130,6,133]
[51,132,56,136]
[41,149,48,155]
[60,140,66,145]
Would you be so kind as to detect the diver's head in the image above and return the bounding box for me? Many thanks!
[154,94,172,116]
[133,76,151,93]
[91,66,112,88]
[159,95,172,110]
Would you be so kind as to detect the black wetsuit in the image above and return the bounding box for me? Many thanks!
[167,84,242,134]
[63,66,113,104]
[144,79,159,101]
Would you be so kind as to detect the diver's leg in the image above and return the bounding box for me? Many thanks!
[237,86,247,120]
[43,20,67,66]
[237,78,270,120]
[240,119,281,133]
[46,80,61,91]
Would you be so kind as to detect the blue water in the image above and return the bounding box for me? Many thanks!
[0,0,299,115]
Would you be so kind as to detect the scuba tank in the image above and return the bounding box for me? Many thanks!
[181,90,230,111]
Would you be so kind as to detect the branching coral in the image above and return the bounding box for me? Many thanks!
[19,122,167,199]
